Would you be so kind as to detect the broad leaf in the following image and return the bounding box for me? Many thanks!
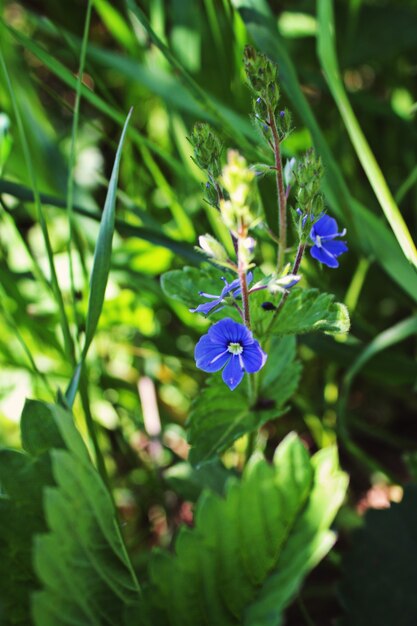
[161,265,225,310]
[270,289,350,336]
[339,485,417,626]
[188,336,301,465]
[147,434,348,625]
[32,403,143,626]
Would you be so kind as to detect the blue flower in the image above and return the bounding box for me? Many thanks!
[190,273,253,316]
[194,318,267,390]
[309,214,348,268]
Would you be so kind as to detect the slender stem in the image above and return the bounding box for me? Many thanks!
[265,242,306,336]
[268,106,287,271]
[237,237,251,330]
[293,242,306,275]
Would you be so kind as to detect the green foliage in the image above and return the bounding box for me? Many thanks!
[233,0,417,305]
[31,403,142,625]
[146,434,348,625]
[317,0,417,270]
[270,289,350,336]
[0,401,63,625]
[340,485,417,626]
[0,400,142,626]
[187,336,301,465]
[161,265,228,310]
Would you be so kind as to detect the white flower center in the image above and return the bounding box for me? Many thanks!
[228,342,243,355]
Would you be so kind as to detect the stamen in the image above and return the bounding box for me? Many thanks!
[227,342,243,355]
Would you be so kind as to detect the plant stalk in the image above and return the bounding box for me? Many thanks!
[268,106,287,271]
[237,237,251,330]
[266,242,306,336]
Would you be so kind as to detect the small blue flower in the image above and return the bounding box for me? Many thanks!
[309,214,348,268]
[194,318,267,390]
[190,273,253,316]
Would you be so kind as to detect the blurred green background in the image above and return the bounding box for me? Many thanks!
[0,0,416,619]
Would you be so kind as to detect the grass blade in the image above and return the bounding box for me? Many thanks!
[4,22,185,177]
[0,178,202,263]
[83,108,132,358]
[317,0,417,270]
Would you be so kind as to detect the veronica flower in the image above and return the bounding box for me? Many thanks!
[190,273,253,316]
[309,214,348,268]
[194,318,267,390]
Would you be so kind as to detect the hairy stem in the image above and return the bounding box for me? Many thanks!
[265,242,306,336]
[237,237,251,330]
[268,106,287,271]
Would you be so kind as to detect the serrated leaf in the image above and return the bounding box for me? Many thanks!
[271,288,350,336]
[339,485,417,626]
[188,336,301,465]
[32,405,143,626]
[164,460,236,502]
[161,265,225,309]
[146,434,347,626]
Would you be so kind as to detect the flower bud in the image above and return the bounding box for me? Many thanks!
[198,234,229,262]
[219,150,258,232]
[189,123,223,177]
[243,46,280,108]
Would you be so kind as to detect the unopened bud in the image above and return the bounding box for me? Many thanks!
[198,234,228,262]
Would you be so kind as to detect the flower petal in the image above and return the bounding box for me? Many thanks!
[242,343,267,373]
[311,215,338,239]
[220,276,241,298]
[195,335,230,372]
[190,299,222,315]
[323,239,348,257]
[222,355,244,390]
[310,244,339,268]
[208,318,252,345]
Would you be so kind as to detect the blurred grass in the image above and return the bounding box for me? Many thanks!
[0,5,416,619]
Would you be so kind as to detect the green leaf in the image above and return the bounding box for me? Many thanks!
[0,449,53,625]
[32,404,143,626]
[164,460,236,502]
[83,108,132,358]
[161,265,226,310]
[232,0,417,305]
[270,289,350,336]
[20,400,65,456]
[188,336,301,465]
[147,434,348,625]
[316,0,417,270]
[339,485,417,626]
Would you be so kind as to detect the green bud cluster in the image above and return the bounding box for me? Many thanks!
[244,45,280,109]
[189,122,223,179]
[293,150,324,211]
